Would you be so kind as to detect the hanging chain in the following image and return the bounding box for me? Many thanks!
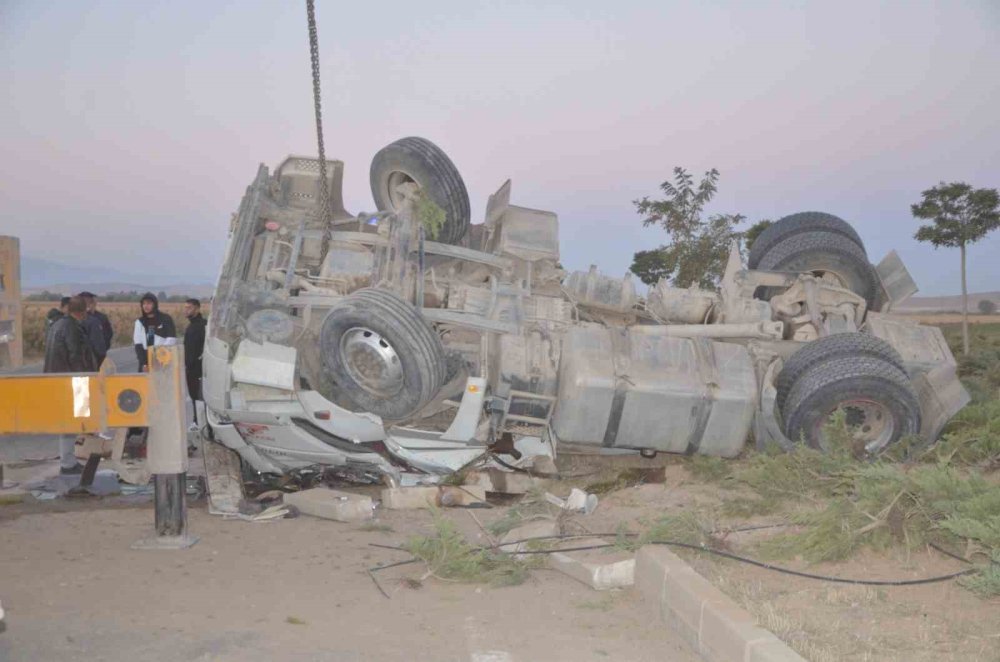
[306,0,333,258]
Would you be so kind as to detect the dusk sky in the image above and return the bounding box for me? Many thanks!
[1,1,997,294]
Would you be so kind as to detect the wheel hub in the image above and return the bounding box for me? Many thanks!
[818,399,895,454]
[386,170,418,211]
[339,327,403,397]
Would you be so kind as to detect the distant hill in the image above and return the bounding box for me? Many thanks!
[22,282,215,298]
[19,256,214,298]
[897,291,1000,313]
[21,256,201,287]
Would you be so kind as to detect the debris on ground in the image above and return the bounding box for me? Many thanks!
[486,469,547,495]
[583,467,667,495]
[283,487,374,522]
[405,512,532,587]
[544,488,599,515]
[549,539,636,591]
[381,485,487,510]
[27,469,121,498]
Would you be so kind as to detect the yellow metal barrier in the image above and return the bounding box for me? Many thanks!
[0,372,149,434]
[0,346,197,549]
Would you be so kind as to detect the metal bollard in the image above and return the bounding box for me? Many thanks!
[131,345,198,550]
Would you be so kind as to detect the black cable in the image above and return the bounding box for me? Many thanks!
[373,533,978,587]
[929,542,973,564]
[929,541,1000,567]
[645,542,976,586]
[369,543,407,553]
[367,557,422,599]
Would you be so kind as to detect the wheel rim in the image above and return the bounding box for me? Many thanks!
[814,399,896,453]
[386,171,418,211]
[339,327,404,397]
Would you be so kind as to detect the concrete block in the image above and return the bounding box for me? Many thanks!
[549,538,635,590]
[663,567,719,649]
[381,485,487,510]
[487,469,546,494]
[634,546,806,662]
[463,470,494,491]
[497,520,559,559]
[700,598,772,662]
[283,488,373,522]
[748,639,808,662]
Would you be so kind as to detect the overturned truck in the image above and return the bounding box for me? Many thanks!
[201,137,969,484]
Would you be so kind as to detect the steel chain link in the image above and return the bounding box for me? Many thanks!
[306,0,333,258]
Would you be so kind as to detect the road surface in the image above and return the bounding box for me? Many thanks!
[7,345,139,375]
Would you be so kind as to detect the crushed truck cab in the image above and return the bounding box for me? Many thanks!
[202,138,969,483]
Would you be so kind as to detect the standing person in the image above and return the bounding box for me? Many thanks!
[43,296,97,475]
[133,292,176,371]
[81,292,113,352]
[78,291,111,367]
[183,298,207,431]
[45,296,71,333]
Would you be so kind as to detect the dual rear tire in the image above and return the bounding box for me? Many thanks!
[778,333,920,453]
[751,211,877,309]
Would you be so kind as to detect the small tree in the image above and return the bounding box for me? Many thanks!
[912,182,1000,355]
[630,167,746,288]
[978,299,997,315]
[743,219,773,251]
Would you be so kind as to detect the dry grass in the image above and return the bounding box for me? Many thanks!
[897,313,1000,325]
[21,301,210,360]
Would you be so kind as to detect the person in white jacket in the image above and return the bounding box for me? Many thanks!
[133,292,177,371]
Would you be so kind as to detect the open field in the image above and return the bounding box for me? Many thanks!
[20,301,210,361]
[897,313,1000,325]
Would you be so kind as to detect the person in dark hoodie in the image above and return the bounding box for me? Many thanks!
[183,298,207,430]
[78,291,111,366]
[133,292,177,371]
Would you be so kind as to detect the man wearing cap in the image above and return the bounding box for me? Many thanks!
[78,291,112,366]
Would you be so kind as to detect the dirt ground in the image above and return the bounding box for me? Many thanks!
[583,465,1000,662]
[0,490,698,662]
[4,449,999,661]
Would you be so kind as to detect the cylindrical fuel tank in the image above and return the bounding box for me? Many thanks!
[551,323,757,457]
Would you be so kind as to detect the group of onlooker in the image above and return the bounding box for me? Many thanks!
[43,292,111,371]
[43,292,207,474]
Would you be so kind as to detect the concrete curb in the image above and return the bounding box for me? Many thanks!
[636,547,806,662]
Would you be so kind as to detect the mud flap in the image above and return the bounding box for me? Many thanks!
[202,439,246,516]
[913,366,971,444]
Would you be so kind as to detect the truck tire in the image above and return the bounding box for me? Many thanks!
[782,355,920,453]
[320,288,446,421]
[755,231,878,308]
[748,211,865,269]
[776,332,906,414]
[370,137,471,245]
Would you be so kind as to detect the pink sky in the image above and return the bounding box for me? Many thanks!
[1,0,998,294]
